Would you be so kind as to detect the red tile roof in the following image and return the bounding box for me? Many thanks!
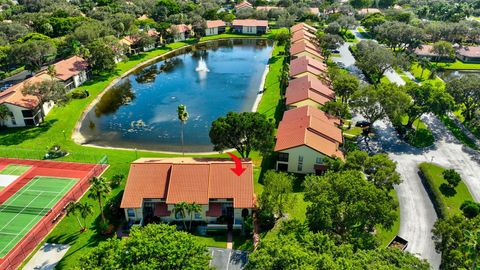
[286,75,335,106]
[0,73,51,109]
[235,1,253,9]
[53,56,88,81]
[281,105,340,126]
[275,108,344,159]
[120,158,254,209]
[289,56,327,77]
[291,29,317,43]
[358,8,381,14]
[309,7,320,14]
[457,46,480,58]
[290,23,317,34]
[232,19,268,27]
[173,24,192,33]
[414,44,438,57]
[206,20,226,28]
[290,40,322,58]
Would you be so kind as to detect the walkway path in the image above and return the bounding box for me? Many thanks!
[23,243,70,270]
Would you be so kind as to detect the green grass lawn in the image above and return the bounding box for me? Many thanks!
[434,60,480,70]
[409,63,445,87]
[375,189,400,247]
[356,27,373,39]
[8,32,288,268]
[400,115,435,148]
[419,163,474,217]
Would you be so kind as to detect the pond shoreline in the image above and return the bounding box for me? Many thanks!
[72,38,272,155]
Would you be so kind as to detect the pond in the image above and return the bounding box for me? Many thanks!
[438,69,480,81]
[79,39,274,152]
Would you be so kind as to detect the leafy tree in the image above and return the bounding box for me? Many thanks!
[321,100,350,119]
[377,82,411,126]
[79,224,211,269]
[446,75,480,121]
[355,40,397,85]
[88,176,111,225]
[85,38,116,74]
[442,169,462,188]
[324,22,341,35]
[259,170,296,219]
[332,73,359,104]
[276,12,297,28]
[361,12,386,31]
[173,201,189,230]
[431,41,455,62]
[209,112,275,158]
[0,104,12,127]
[22,67,70,121]
[247,219,430,270]
[460,200,480,219]
[350,0,373,9]
[432,215,480,270]
[66,201,93,232]
[318,33,344,61]
[13,40,57,73]
[349,84,385,126]
[304,170,397,249]
[404,82,455,128]
[335,15,357,35]
[177,104,188,155]
[374,21,424,53]
[187,202,201,231]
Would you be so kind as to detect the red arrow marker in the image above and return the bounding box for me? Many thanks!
[227,152,246,176]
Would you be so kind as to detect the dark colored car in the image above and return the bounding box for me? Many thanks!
[355,120,371,128]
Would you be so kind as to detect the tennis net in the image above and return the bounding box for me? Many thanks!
[0,205,51,216]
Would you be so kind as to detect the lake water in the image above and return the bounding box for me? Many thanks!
[79,39,273,152]
[438,69,480,81]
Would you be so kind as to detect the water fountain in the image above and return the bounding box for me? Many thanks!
[195,57,210,72]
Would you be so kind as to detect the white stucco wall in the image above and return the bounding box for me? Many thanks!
[2,101,53,127]
[276,145,328,174]
[73,71,88,88]
[242,26,257,34]
[205,27,219,36]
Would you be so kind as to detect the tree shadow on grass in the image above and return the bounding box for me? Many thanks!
[439,183,457,197]
[0,119,57,146]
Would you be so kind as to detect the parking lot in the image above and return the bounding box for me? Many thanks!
[208,248,248,270]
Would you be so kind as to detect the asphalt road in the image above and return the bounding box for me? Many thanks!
[208,248,248,270]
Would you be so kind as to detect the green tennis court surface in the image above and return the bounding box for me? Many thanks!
[0,165,31,176]
[0,176,77,258]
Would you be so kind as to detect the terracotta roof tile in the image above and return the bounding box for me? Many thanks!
[281,105,341,126]
[457,46,480,58]
[414,44,438,57]
[289,56,327,77]
[256,6,281,11]
[290,40,322,58]
[287,75,335,99]
[290,23,317,34]
[0,73,51,109]
[53,56,88,81]
[235,1,253,9]
[291,29,317,43]
[232,19,268,27]
[275,107,344,159]
[206,20,226,28]
[120,158,255,209]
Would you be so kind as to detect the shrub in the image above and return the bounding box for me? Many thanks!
[344,31,355,40]
[110,174,125,188]
[70,89,89,99]
[442,169,461,188]
[460,200,480,218]
[418,163,447,218]
[44,144,67,159]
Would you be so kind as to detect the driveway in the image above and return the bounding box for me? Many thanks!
[208,248,248,270]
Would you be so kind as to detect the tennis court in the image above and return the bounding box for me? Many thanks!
[0,176,78,258]
[0,165,31,176]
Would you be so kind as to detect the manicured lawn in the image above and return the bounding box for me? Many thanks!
[375,189,400,247]
[400,116,435,148]
[409,63,445,87]
[435,60,480,70]
[9,32,288,268]
[356,27,373,39]
[419,163,474,217]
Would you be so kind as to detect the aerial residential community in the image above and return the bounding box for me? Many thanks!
[0,0,479,269]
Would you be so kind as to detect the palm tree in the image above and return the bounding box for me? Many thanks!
[88,176,111,225]
[66,201,93,232]
[188,202,202,231]
[418,57,431,79]
[173,202,189,230]
[177,104,189,155]
[0,105,11,127]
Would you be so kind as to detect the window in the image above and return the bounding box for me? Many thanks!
[21,110,34,118]
[278,152,289,162]
[194,213,202,219]
[127,209,135,218]
[175,211,184,219]
[316,157,323,164]
[297,156,303,171]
